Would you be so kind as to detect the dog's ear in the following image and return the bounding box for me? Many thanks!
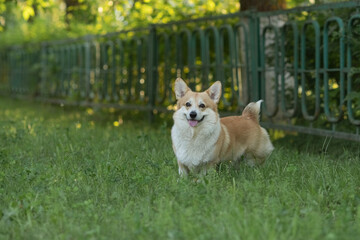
[174,78,190,100]
[206,81,222,104]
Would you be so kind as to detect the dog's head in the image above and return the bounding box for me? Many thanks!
[173,78,222,128]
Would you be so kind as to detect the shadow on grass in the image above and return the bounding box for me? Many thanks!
[273,132,360,159]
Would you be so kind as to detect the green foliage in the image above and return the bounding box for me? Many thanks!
[0,96,360,239]
[0,0,345,47]
[0,0,68,46]
[0,0,240,46]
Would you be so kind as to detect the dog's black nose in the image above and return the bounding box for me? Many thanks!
[189,111,197,119]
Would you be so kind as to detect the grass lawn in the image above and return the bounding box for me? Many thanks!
[1,96,360,240]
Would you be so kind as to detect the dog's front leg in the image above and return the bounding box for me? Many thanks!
[178,161,189,176]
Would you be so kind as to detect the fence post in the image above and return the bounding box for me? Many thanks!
[84,35,91,100]
[40,42,47,98]
[249,12,261,102]
[147,25,157,123]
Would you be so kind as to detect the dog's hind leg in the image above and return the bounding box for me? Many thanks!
[244,153,256,167]
[245,145,273,166]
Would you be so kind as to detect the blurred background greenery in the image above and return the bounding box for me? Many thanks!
[0,0,330,47]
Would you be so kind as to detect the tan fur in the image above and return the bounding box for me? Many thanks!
[171,78,274,175]
[217,116,272,165]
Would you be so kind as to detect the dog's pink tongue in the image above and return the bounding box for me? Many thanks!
[189,120,198,127]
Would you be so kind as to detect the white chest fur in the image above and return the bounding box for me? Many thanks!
[171,121,220,169]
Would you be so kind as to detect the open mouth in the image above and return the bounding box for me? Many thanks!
[188,115,205,127]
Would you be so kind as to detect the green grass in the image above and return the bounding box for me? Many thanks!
[1,96,360,240]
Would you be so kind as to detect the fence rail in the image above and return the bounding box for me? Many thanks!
[1,1,360,141]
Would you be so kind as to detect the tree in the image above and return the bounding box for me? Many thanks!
[240,0,286,11]
[0,0,320,46]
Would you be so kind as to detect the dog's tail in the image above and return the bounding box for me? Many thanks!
[242,100,263,123]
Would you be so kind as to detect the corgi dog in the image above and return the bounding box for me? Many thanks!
[171,78,274,176]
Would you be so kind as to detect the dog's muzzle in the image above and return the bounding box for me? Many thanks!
[188,115,205,127]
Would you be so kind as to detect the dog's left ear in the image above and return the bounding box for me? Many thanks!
[206,81,222,104]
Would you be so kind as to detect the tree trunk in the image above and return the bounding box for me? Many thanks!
[240,0,286,11]
[64,0,80,24]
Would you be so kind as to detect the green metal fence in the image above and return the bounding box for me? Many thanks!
[1,1,360,141]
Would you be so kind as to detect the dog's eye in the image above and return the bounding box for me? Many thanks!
[199,103,205,108]
[185,102,191,107]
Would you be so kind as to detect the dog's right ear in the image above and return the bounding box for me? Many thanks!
[174,78,190,100]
